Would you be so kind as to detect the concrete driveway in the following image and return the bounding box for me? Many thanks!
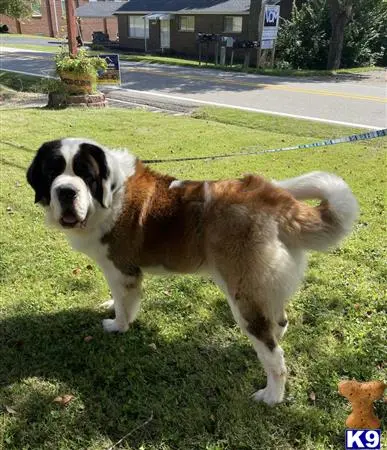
[1,46,386,129]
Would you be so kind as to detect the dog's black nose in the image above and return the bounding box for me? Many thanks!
[57,186,77,203]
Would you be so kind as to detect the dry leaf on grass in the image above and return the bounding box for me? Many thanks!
[309,391,316,402]
[5,405,17,415]
[72,268,81,275]
[53,395,75,406]
[84,335,93,343]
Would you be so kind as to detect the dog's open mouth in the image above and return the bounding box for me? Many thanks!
[60,211,84,228]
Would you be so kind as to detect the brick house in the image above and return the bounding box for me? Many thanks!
[0,0,120,42]
[112,0,291,58]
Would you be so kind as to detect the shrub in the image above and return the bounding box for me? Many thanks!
[55,47,107,76]
[276,0,387,69]
[90,44,105,51]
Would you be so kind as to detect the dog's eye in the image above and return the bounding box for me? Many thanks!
[84,175,94,185]
[46,170,56,180]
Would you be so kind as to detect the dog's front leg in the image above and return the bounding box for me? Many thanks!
[100,262,143,333]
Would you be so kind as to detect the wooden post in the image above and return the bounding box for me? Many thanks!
[243,51,250,71]
[220,46,226,65]
[256,48,262,69]
[65,0,78,56]
[143,18,147,53]
[16,19,22,34]
[45,0,54,37]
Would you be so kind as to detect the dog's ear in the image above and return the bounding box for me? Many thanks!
[77,143,112,208]
[27,152,45,204]
[26,140,64,205]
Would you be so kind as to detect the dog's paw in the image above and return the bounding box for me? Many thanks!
[252,387,284,406]
[102,318,128,333]
[100,299,115,311]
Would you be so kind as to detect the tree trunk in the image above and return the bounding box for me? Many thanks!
[326,0,353,70]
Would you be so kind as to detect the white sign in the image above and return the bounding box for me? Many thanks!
[261,5,280,41]
[261,39,274,49]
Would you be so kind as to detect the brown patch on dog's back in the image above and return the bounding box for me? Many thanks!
[102,162,207,275]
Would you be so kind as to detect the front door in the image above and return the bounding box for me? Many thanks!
[160,19,170,49]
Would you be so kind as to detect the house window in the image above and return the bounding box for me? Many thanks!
[31,0,42,17]
[224,16,243,33]
[128,16,149,39]
[61,0,66,16]
[179,16,195,32]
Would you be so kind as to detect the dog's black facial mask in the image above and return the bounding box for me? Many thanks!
[73,143,110,207]
[27,140,66,205]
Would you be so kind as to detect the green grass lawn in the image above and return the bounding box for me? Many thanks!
[0,71,49,94]
[0,43,60,53]
[0,107,386,450]
[0,34,62,53]
[117,54,383,78]
[1,33,62,40]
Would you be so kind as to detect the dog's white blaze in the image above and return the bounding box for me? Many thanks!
[50,174,92,223]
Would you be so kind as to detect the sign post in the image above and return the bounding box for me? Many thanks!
[257,4,280,69]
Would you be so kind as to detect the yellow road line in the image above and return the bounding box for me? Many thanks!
[124,67,386,103]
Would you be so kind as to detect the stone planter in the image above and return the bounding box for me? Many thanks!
[66,93,106,108]
[58,71,97,95]
[48,92,106,108]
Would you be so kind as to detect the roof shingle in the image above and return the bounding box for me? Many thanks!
[76,1,125,18]
[115,0,250,14]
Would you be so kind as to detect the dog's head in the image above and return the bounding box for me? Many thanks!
[27,138,131,230]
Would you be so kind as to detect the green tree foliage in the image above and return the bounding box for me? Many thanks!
[0,0,32,19]
[276,0,387,69]
[342,0,387,66]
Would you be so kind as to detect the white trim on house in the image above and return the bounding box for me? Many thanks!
[144,13,174,20]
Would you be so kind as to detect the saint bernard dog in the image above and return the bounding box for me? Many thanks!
[27,138,359,405]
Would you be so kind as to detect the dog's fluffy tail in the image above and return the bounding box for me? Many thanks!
[276,172,359,251]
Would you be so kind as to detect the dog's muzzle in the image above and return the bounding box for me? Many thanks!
[56,185,81,228]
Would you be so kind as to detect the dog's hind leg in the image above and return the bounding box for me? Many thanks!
[235,293,287,405]
[211,244,305,404]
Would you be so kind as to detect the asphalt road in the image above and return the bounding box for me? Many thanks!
[0,36,65,47]
[1,47,386,129]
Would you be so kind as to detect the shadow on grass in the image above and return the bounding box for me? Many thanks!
[1,298,382,449]
[1,267,385,449]
[0,307,253,448]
